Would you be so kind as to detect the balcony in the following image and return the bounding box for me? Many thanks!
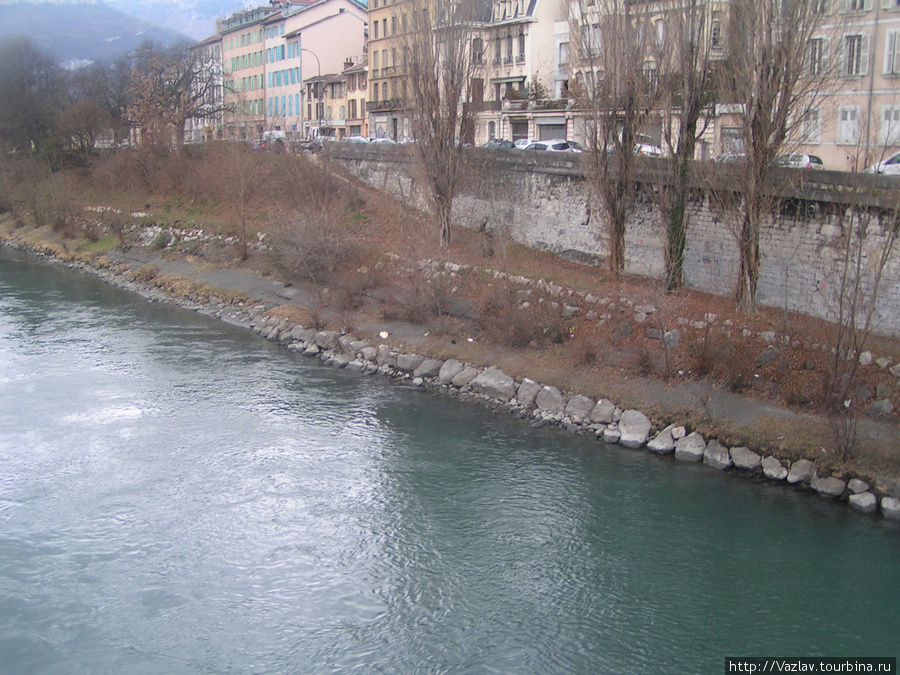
[366,98,403,112]
[503,56,513,64]
[516,54,526,63]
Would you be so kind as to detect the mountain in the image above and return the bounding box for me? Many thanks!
[106,0,247,41]
[0,1,192,66]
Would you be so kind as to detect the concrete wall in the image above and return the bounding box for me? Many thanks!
[327,145,900,337]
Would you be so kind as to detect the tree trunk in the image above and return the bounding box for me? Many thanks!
[734,211,759,310]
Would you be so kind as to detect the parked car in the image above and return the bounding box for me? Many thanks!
[369,137,397,145]
[342,135,370,144]
[864,152,900,175]
[777,153,825,170]
[482,139,516,149]
[635,143,663,157]
[514,138,534,149]
[523,139,583,153]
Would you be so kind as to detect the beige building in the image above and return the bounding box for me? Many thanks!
[796,0,900,171]
[219,4,281,140]
[366,0,411,140]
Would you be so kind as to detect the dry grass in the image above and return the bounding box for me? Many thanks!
[3,148,899,478]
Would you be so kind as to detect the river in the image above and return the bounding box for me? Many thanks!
[1,248,898,674]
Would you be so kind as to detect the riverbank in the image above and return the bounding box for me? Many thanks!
[3,216,899,524]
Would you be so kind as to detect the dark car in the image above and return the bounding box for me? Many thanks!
[482,139,516,149]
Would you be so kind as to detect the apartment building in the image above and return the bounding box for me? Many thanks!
[265,0,368,140]
[367,0,410,140]
[796,0,900,170]
[471,0,568,145]
[188,34,225,143]
[207,0,367,142]
[219,4,281,140]
[335,58,369,137]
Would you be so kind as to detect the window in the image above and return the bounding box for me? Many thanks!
[847,0,870,10]
[837,106,860,144]
[814,0,830,13]
[643,61,658,94]
[885,30,900,74]
[559,42,569,66]
[518,31,525,60]
[808,38,826,76]
[374,83,379,101]
[844,34,868,76]
[710,13,722,49]
[472,37,484,64]
[801,109,821,143]
[373,22,379,39]
[655,20,665,51]
[373,51,379,70]
[495,37,502,64]
[879,106,900,145]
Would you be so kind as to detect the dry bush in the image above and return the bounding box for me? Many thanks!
[132,264,160,283]
[269,206,362,284]
[476,280,570,348]
[569,328,604,365]
[687,326,755,392]
[380,270,452,325]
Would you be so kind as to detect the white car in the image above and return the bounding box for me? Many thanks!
[523,139,583,153]
[864,152,900,175]
[514,138,534,149]
[777,153,824,170]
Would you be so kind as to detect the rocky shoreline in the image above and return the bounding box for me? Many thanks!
[4,237,900,524]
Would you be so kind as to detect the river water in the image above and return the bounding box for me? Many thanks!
[0,249,897,674]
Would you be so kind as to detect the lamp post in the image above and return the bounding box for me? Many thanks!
[299,47,322,138]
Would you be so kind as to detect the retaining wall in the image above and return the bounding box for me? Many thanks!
[327,145,900,337]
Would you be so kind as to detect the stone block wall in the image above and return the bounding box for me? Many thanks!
[327,145,900,337]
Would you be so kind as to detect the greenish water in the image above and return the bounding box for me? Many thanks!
[0,249,897,674]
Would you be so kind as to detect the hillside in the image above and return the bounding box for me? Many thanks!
[0,1,189,66]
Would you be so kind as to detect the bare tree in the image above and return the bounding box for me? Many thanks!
[569,0,660,278]
[0,36,64,154]
[719,0,835,309]
[651,0,719,291]
[127,39,225,150]
[403,0,488,248]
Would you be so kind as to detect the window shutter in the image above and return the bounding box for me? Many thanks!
[860,33,870,75]
[886,31,897,74]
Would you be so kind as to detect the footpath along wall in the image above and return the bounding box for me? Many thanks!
[326,145,900,338]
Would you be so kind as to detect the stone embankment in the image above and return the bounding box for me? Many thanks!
[6,239,900,524]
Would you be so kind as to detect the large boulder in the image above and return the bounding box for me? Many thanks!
[470,367,517,401]
[730,447,762,471]
[848,492,877,514]
[438,359,465,384]
[396,353,426,372]
[315,330,341,350]
[413,358,443,378]
[516,378,542,408]
[451,366,480,388]
[787,459,816,485]
[675,432,706,462]
[535,386,565,414]
[811,474,846,499]
[565,395,595,424]
[647,425,677,454]
[703,440,732,470]
[881,496,900,520]
[618,410,652,448]
[762,457,788,481]
[590,399,616,424]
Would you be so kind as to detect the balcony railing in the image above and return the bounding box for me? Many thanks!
[503,56,513,64]
[516,54,526,63]
[366,98,403,112]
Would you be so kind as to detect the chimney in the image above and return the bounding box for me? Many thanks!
[344,58,353,70]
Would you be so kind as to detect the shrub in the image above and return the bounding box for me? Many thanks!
[269,206,361,284]
[476,280,570,348]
